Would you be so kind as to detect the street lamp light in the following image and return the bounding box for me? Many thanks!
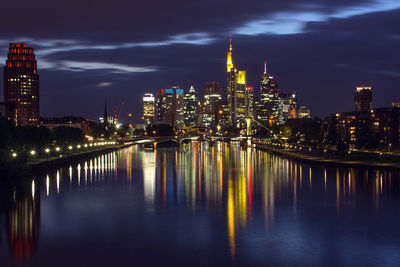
[30,150,36,156]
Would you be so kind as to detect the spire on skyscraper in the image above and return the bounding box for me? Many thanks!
[264,60,267,74]
[227,38,234,72]
[189,85,195,93]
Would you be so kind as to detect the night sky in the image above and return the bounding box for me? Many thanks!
[0,0,399,123]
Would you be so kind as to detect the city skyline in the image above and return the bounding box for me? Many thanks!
[0,0,398,122]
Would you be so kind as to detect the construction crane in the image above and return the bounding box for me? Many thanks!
[113,102,125,127]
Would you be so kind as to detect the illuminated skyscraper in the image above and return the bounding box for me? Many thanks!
[174,87,185,128]
[245,86,254,118]
[227,39,237,127]
[354,86,372,112]
[277,92,297,124]
[156,86,184,128]
[287,93,298,120]
[156,89,167,124]
[4,43,39,125]
[203,82,222,128]
[197,100,205,127]
[236,71,247,126]
[298,106,311,118]
[183,86,198,127]
[226,39,248,128]
[143,93,155,125]
[217,101,229,130]
[259,61,279,126]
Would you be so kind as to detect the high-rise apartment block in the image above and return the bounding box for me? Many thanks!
[354,86,372,112]
[4,43,39,125]
[259,62,279,126]
[203,82,222,128]
[156,87,184,128]
[143,93,155,125]
[183,86,198,127]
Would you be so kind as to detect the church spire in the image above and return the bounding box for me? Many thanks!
[104,99,108,127]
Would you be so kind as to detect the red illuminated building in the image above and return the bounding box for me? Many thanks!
[3,43,40,125]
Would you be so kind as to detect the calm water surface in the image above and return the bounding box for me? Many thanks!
[1,142,400,266]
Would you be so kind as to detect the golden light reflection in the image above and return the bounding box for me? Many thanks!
[56,171,60,194]
[227,179,235,258]
[336,169,340,212]
[69,166,72,183]
[31,180,35,199]
[142,149,156,208]
[46,175,50,196]
[84,161,88,186]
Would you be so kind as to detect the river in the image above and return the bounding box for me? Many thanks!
[1,141,400,266]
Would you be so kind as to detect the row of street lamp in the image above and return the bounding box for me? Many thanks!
[11,141,117,159]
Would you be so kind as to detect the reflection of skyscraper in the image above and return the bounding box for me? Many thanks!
[203,82,222,128]
[4,43,40,126]
[143,93,155,125]
[183,86,198,127]
[142,151,156,207]
[6,183,40,264]
[354,86,372,112]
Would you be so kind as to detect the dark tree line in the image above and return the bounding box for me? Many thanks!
[276,118,383,151]
[0,117,85,164]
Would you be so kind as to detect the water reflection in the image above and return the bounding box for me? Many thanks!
[1,143,400,265]
[5,182,40,265]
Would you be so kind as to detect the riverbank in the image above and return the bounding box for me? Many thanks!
[28,143,132,172]
[255,143,400,170]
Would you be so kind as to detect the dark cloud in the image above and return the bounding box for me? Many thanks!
[0,0,399,122]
